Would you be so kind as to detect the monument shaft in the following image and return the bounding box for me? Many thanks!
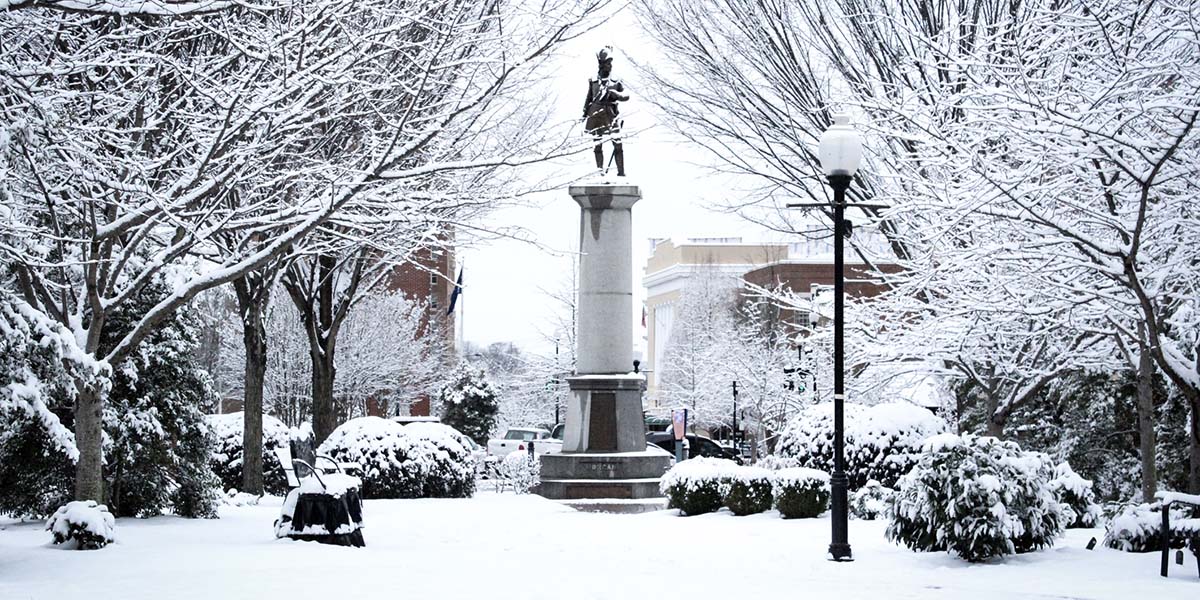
[538,183,669,503]
[573,185,638,374]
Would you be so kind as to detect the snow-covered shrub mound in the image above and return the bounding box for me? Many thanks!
[207,412,293,495]
[887,434,1064,562]
[395,421,475,498]
[1048,462,1101,528]
[850,480,893,520]
[47,501,115,550]
[773,468,830,519]
[1103,503,1200,552]
[318,417,475,499]
[724,467,773,516]
[775,402,947,489]
[660,458,739,516]
[753,455,802,471]
[499,452,540,494]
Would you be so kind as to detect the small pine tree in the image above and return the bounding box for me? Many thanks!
[100,280,221,518]
[437,364,500,446]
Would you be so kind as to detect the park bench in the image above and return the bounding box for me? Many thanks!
[1154,491,1200,579]
[273,446,365,547]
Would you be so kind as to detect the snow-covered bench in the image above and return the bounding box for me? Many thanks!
[273,447,365,547]
[1154,491,1200,579]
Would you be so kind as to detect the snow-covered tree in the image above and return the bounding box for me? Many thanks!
[99,281,221,519]
[656,268,740,431]
[437,363,500,445]
[0,0,617,500]
[638,0,1200,490]
[334,292,452,419]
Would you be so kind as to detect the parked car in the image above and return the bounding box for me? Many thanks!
[486,427,563,459]
[646,432,744,464]
[460,436,490,476]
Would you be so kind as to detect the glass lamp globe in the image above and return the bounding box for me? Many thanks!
[818,114,863,176]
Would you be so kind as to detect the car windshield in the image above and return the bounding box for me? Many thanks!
[504,430,537,441]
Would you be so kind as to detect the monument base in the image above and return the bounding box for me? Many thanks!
[536,375,670,502]
[537,451,672,500]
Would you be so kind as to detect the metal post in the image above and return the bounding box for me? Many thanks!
[828,174,853,562]
[1161,501,1170,577]
[732,381,738,449]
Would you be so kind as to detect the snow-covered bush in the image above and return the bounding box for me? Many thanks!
[850,480,893,520]
[47,501,115,550]
[0,412,74,518]
[207,411,293,496]
[0,290,107,465]
[1103,503,1200,553]
[660,458,739,516]
[754,455,802,471]
[499,451,540,494]
[318,417,474,499]
[1048,462,1101,528]
[775,402,947,489]
[437,364,500,446]
[0,292,106,517]
[724,467,773,516]
[887,434,1064,562]
[773,468,830,519]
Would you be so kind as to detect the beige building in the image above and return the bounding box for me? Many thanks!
[642,229,896,406]
[642,237,789,401]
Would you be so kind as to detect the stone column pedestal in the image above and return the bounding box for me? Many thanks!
[537,183,671,506]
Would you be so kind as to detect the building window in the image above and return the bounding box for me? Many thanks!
[430,273,438,285]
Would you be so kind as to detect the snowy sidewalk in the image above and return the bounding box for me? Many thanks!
[0,492,1194,599]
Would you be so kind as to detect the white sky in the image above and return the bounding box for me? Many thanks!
[459,6,773,356]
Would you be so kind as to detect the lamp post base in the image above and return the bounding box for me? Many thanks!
[827,543,854,562]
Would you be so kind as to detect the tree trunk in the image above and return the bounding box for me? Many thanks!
[240,304,268,495]
[311,348,336,444]
[1136,344,1157,502]
[985,416,1004,439]
[984,388,1005,439]
[74,385,105,501]
[1190,398,1200,494]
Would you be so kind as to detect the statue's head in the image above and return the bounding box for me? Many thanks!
[596,46,614,77]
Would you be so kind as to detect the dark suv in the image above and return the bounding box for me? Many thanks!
[646,432,743,464]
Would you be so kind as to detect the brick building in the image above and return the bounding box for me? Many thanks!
[365,245,459,417]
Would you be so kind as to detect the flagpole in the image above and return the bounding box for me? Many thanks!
[457,263,464,357]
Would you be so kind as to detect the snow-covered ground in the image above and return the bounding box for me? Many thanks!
[1,492,1195,599]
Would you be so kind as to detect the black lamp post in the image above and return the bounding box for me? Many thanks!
[817,113,862,562]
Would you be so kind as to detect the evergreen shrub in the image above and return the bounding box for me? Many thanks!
[773,468,830,519]
[850,480,893,520]
[775,402,946,489]
[724,467,774,516]
[1104,503,1200,552]
[1048,462,1102,528]
[47,501,115,550]
[886,434,1064,562]
[319,417,475,499]
[660,457,738,516]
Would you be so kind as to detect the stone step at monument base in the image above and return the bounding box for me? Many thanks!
[537,451,671,501]
[539,450,672,480]
[559,498,667,514]
[537,477,664,500]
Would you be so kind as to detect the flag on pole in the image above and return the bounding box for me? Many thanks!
[641,306,647,328]
[446,266,463,316]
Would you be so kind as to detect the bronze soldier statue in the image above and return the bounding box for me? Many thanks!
[583,46,629,176]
